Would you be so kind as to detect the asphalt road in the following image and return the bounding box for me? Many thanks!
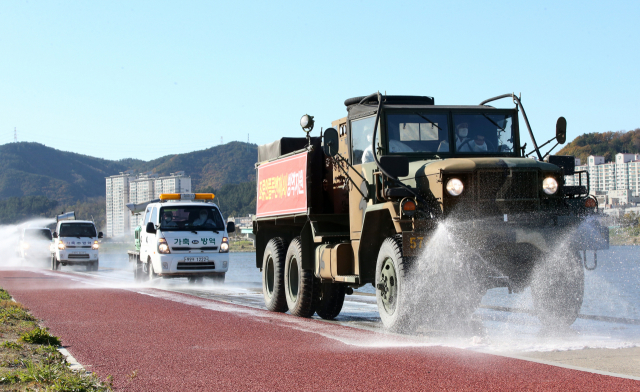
[0,269,638,391]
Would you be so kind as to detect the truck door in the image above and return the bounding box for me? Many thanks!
[140,207,152,261]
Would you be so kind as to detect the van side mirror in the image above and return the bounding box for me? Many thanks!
[146,222,157,234]
[52,232,58,238]
[323,128,339,157]
[379,156,409,178]
[556,117,567,144]
[227,221,235,233]
[98,232,103,239]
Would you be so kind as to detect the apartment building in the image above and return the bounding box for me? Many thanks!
[105,171,135,237]
[106,171,192,237]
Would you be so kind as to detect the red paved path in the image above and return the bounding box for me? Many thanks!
[0,269,637,391]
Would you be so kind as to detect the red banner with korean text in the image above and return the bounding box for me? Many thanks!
[256,152,308,217]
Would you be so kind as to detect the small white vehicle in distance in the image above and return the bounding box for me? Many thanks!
[51,212,103,271]
[19,227,53,264]
[127,193,234,284]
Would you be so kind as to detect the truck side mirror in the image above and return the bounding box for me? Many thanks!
[323,128,339,157]
[146,222,157,234]
[556,117,567,144]
[379,156,409,178]
[52,232,58,238]
[98,232,103,239]
[227,221,235,233]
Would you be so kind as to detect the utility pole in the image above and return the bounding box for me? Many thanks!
[14,127,17,142]
[247,134,249,151]
[220,136,223,145]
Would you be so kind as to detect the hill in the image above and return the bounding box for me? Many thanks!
[0,141,257,225]
[557,128,640,163]
[0,141,257,203]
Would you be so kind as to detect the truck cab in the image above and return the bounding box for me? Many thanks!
[133,193,234,284]
[51,213,102,271]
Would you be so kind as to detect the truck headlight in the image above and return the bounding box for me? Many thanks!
[446,178,464,196]
[92,241,99,250]
[58,242,66,250]
[220,237,229,253]
[542,177,558,195]
[22,242,30,249]
[158,238,170,254]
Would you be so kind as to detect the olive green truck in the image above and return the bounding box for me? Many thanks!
[253,93,608,332]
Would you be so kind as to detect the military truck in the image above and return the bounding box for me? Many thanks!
[253,93,608,331]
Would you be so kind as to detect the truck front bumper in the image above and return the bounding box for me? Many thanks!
[154,253,229,277]
[403,215,609,257]
[57,250,99,264]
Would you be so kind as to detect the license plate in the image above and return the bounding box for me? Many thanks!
[72,251,87,254]
[184,257,209,263]
[402,232,428,257]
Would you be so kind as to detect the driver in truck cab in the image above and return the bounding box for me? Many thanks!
[161,211,177,227]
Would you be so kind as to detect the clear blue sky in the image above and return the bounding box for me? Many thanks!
[1,1,638,161]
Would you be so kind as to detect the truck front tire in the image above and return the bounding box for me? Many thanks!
[50,255,60,271]
[262,238,288,312]
[531,249,584,328]
[148,260,158,280]
[284,238,315,317]
[375,236,413,332]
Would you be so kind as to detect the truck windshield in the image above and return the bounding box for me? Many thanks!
[452,113,515,154]
[25,229,52,241]
[159,206,225,232]
[59,223,97,238]
[386,113,450,154]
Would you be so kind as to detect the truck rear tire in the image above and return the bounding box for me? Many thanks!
[375,236,413,332]
[531,249,584,328]
[211,273,225,285]
[284,238,315,318]
[134,260,145,282]
[262,238,288,312]
[188,276,204,285]
[314,281,345,320]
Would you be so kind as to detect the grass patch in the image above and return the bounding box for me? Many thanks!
[230,239,255,252]
[0,286,111,391]
[20,327,61,346]
[609,226,640,246]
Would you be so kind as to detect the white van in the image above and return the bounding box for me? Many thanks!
[51,212,103,271]
[19,227,53,262]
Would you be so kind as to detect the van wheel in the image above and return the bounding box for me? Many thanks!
[262,237,288,312]
[284,237,315,317]
[531,249,584,328]
[315,281,345,320]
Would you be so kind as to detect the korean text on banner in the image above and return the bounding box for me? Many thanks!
[256,152,307,217]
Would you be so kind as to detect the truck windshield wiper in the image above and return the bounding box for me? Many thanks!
[481,113,504,131]
[191,230,198,234]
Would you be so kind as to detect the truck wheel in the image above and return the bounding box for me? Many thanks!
[531,249,584,328]
[284,237,315,317]
[262,238,288,313]
[50,256,60,271]
[148,260,158,280]
[138,260,149,282]
[314,281,345,320]
[375,236,413,332]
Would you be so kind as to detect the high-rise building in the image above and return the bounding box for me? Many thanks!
[565,153,640,196]
[105,171,135,238]
[106,171,192,237]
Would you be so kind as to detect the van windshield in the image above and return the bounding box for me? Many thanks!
[59,223,97,238]
[159,206,225,232]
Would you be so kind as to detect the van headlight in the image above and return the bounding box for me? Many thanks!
[22,242,30,249]
[220,237,229,253]
[542,177,558,195]
[446,178,464,196]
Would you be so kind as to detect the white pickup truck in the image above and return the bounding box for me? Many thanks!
[51,212,103,271]
[127,193,234,284]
